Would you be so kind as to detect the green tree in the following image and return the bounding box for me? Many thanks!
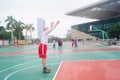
[24,24,30,39]
[0,26,6,40]
[24,24,35,39]
[5,16,17,44]
[4,32,11,40]
[29,24,35,39]
[0,21,11,40]
[108,25,120,39]
[14,20,25,40]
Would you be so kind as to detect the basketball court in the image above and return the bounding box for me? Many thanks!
[0,42,120,80]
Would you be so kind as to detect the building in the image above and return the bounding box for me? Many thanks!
[71,16,120,41]
[66,0,120,41]
[37,18,45,39]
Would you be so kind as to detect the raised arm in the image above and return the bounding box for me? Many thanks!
[50,22,54,28]
[53,20,60,28]
[46,20,60,34]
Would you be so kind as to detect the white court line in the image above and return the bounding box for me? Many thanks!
[52,61,63,80]
[0,59,38,73]
[4,63,59,80]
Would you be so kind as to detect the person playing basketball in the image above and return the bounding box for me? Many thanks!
[38,20,60,73]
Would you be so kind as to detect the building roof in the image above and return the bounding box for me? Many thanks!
[66,0,120,20]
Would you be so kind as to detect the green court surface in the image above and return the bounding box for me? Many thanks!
[0,42,120,80]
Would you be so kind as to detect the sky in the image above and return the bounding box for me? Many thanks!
[0,0,100,38]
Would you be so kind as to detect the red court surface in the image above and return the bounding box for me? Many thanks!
[54,60,120,80]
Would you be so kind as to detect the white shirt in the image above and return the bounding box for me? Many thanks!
[41,27,55,45]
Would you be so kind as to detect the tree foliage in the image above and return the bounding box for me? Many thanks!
[0,26,11,40]
[0,26,5,39]
[14,20,25,40]
[1,16,35,40]
[108,25,120,39]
